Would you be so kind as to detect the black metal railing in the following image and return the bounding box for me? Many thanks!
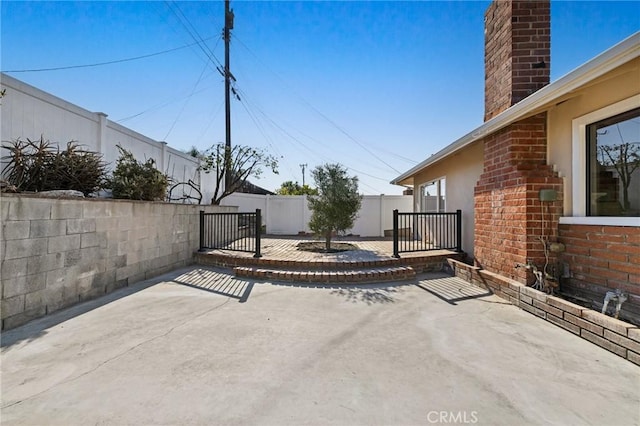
[392,209,462,257]
[199,209,262,257]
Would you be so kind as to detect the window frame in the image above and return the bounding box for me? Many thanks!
[565,94,640,226]
[586,106,640,217]
[419,177,446,213]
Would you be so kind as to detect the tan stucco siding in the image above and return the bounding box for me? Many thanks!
[547,58,640,215]
[412,141,484,258]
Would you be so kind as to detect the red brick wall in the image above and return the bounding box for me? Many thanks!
[559,225,640,324]
[474,113,563,282]
[478,0,555,283]
[484,0,551,121]
[484,0,512,122]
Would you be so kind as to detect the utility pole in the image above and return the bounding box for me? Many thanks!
[223,0,234,189]
[300,163,308,186]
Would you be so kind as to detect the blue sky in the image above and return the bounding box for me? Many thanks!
[2,1,639,195]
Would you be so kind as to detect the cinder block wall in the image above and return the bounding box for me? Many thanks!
[559,224,640,324]
[0,194,235,330]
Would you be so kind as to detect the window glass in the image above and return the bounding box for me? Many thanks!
[587,107,640,217]
[420,178,446,212]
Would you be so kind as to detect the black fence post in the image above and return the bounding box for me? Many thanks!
[455,209,462,253]
[392,209,400,258]
[198,210,205,252]
[254,208,262,258]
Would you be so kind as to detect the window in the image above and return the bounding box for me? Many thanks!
[568,95,640,226]
[586,107,640,217]
[420,178,446,212]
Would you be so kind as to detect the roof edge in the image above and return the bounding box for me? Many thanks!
[391,31,640,185]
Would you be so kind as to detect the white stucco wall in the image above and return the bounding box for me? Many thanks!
[411,141,484,258]
[0,73,215,203]
[547,58,640,217]
[221,193,413,237]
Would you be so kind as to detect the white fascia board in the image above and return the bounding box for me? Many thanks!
[391,31,640,185]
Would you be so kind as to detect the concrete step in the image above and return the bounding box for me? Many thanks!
[234,265,416,284]
[196,251,400,270]
[196,251,464,275]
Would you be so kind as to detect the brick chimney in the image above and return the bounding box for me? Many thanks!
[484,0,550,121]
[474,0,562,284]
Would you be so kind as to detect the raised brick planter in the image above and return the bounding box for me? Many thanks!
[195,250,463,285]
[448,258,640,365]
[195,252,401,270]
[195,250,462,274]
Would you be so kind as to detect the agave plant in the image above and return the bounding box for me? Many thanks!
[1,136,108,195]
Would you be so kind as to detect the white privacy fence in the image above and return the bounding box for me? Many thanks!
[221,193,413,237]
[0,73,216,202]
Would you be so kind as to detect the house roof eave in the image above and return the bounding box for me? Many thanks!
[391,31,640,186]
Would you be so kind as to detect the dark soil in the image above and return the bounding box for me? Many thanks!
[296,241,359,253]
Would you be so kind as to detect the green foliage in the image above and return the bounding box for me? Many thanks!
[199,143,279,205]
[276,180,318,196]
[110,145,168,201]
[307,163,362,251]
[1,137,108,195]
[185,146,203,159]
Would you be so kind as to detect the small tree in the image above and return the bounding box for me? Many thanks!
[307,163,362,251]
[276,180,318,196]
[110,145,168,201]
[199,143,279,205]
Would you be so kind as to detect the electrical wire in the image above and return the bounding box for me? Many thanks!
[232,35,412,173]
[233,85,381,194]
[164,1,223,71]
[234,87,296,179]
[235,86,316,185]
[236,87,393,189]
[115,84,214,122]
[1,36,217,73]
[162,63,210,140]
[194,99,225,146]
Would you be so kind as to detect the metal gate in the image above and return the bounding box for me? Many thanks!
[392,209,462,257]
[199,209,262,257]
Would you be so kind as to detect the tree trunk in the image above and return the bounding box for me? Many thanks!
[623,185,630,211]
[325,231,332,252]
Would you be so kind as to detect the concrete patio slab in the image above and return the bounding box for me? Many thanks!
[1,266,638,426]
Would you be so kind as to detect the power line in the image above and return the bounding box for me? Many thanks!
[230,36,403,194]
[194,99,225,147]
[162,62,210,140]
[232,34,407,174]
[234,87,297,179]
[235,86,393,184]
[115,84,214,123]
[236,88,325,159]
[1,36,217,73]
[164,1,224,71]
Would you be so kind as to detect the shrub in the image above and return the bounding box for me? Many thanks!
[110,145,168,201]
[1,137,108,195]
